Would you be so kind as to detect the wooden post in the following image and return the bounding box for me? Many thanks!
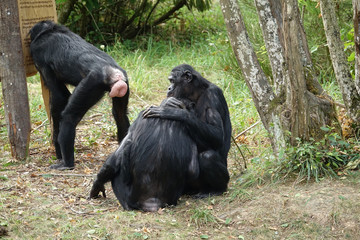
[0,0,57,160]
[0,1,31,160]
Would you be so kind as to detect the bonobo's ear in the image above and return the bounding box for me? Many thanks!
[184,70,193,83]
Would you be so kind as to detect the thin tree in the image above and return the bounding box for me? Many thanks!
[219,0,339,156]
[320,0,360,123]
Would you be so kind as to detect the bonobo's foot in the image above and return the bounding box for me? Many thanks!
[89,180,106,199]
[49,160,74,170]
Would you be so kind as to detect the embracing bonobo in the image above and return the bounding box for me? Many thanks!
[29,21,129,170]
[90,64,232,212]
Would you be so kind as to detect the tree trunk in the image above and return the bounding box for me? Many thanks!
[320,0,360,122]
[254,0,286,96]
[220,0,286,155]
[282,0,338,143]
[353,0,360,96]
[0,0,31,160]
[220,0,340,155]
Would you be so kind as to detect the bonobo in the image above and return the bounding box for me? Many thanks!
[90,64,231,211]
[143,64,232,196]
[90,99,199,212]
[29,21,130,170]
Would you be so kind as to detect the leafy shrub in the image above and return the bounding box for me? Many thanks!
[282,126,360,182]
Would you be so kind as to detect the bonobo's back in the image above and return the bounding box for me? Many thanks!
[112,112,197,212]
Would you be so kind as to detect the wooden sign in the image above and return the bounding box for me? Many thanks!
[17,0,56,134]
[17,0,57,77]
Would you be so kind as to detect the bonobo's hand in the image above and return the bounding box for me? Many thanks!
[89,180,106,199]
[142,106,162,118]
[143,97,186,118]
[161,97,186,109]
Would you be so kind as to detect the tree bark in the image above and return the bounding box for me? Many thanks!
[0,0,31,160]
[254,0,286,95]
[282,0,338,143]
[282,0,309,141]
[320,0,360,122]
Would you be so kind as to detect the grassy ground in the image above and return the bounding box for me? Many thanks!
[1,2,360,239]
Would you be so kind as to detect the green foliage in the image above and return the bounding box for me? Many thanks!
[342,27,355,77]
[56,0,213,44]
[187,0,212,12]
[190,207,217,227]
[227,187,251,202]
[282,127,360,182]
[235,126,360,188]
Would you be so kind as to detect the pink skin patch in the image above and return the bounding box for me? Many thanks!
[108,70,128,98]
[109,80,128,98]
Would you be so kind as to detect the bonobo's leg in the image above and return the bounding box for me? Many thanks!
[196,150,229,196]
[40,68,71,160]
[90,135,132,209]
[112,96,130,142]
[51,71,106,170]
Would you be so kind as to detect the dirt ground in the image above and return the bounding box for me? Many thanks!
[1,131,360,239]
[1,106,360,239]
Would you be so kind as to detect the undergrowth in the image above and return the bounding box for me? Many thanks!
[235,126,360,189]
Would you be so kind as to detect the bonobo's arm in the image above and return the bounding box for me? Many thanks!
[89,136,132,198]
[143,94,224,150]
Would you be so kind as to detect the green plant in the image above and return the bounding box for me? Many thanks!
[282,126,360,182]
[190,207,217,227]
[57,0,213,44]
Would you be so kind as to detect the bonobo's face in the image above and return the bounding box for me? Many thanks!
[167,65,194,99]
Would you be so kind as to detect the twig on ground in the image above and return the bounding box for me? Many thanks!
[231,136,247,169]
[42,173,96,177]
[60,194,94,215]
[31,119,48,133]
[234,120,261,139]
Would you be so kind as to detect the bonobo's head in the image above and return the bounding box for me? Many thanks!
[29,20,56,42]
[167,64,208,102]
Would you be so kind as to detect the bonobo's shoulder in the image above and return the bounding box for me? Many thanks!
[207,82,224,96]
[202,83,228,108]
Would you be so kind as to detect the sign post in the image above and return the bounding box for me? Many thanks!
[0,0,57,160]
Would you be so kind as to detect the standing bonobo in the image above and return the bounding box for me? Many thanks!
[29,21,130,170]
[90,64,231,211]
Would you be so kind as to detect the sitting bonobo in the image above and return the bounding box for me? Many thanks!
[90,98,198,211]
[90,64,231,211]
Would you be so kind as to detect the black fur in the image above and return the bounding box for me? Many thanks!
[144,64,231,195]
[30,21,130,170]
[90,99,198,211]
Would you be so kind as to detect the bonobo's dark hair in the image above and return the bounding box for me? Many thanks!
[29,20,129,170]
